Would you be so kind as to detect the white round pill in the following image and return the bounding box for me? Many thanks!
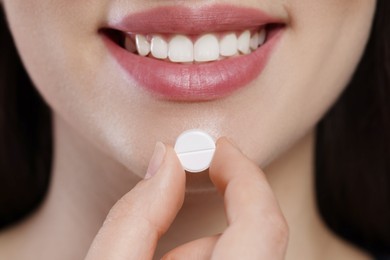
[174,129,216,173]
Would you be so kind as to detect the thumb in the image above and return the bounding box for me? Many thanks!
[85,142,186,260]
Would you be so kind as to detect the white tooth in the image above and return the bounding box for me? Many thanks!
[194,34,220,62]
[250,32,260,50]
[135,34,150,56]
[258,29,266,46]
[168,35,194,62]
[125,36,137,53]
[220,33,238,57]
[237,30,251,54]
[151,35,168,59]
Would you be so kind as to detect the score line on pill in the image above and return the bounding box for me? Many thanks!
[174,129,216,173]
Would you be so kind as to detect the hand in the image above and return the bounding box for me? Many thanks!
[85,138,289,260]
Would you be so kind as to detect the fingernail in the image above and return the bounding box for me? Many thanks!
[145,142,166,179]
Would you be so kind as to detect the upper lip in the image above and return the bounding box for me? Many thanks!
[107,4,286,34]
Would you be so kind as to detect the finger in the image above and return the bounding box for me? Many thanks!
[208,138,289,260]
[85,143,186,260]
[161,235,220,260]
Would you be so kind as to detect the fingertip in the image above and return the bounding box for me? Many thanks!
[150,144,186,200]
[209,137,243,179]
[138,143,186,216]
[214,137,244,164]
[146,143,185,182]
[163,144,186,179]
[215,136,240,150]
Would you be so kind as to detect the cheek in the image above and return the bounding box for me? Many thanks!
[3,0,171,176]
[2,0,136,165]
[3,0,113,139]
[3,0,106,102]
[238,0,376,164]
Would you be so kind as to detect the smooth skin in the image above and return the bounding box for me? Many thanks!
[0,0,376,259]
[85,138,288,259]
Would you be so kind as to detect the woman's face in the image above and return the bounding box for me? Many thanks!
[2,0,375,187]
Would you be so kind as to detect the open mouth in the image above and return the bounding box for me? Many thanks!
[101,5,285,101]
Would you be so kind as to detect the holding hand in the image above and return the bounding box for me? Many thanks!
[85,138,289,260]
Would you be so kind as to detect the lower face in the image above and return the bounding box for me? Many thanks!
[2,0,376,191]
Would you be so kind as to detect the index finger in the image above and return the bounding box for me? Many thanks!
[85,144,185,260]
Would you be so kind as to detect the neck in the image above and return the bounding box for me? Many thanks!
[0,116,369,260]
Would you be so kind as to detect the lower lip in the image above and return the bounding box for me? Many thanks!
[102,28,283,101]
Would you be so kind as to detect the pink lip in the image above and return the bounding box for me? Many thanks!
[103,5,285,101]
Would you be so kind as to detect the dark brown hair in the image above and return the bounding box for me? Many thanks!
[0,7,52,228]
[0,0,389,256]
[315,0,390,256]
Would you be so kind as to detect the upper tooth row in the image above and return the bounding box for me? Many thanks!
[125,29,266,63]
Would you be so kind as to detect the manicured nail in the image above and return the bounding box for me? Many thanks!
[145,142,166,179]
